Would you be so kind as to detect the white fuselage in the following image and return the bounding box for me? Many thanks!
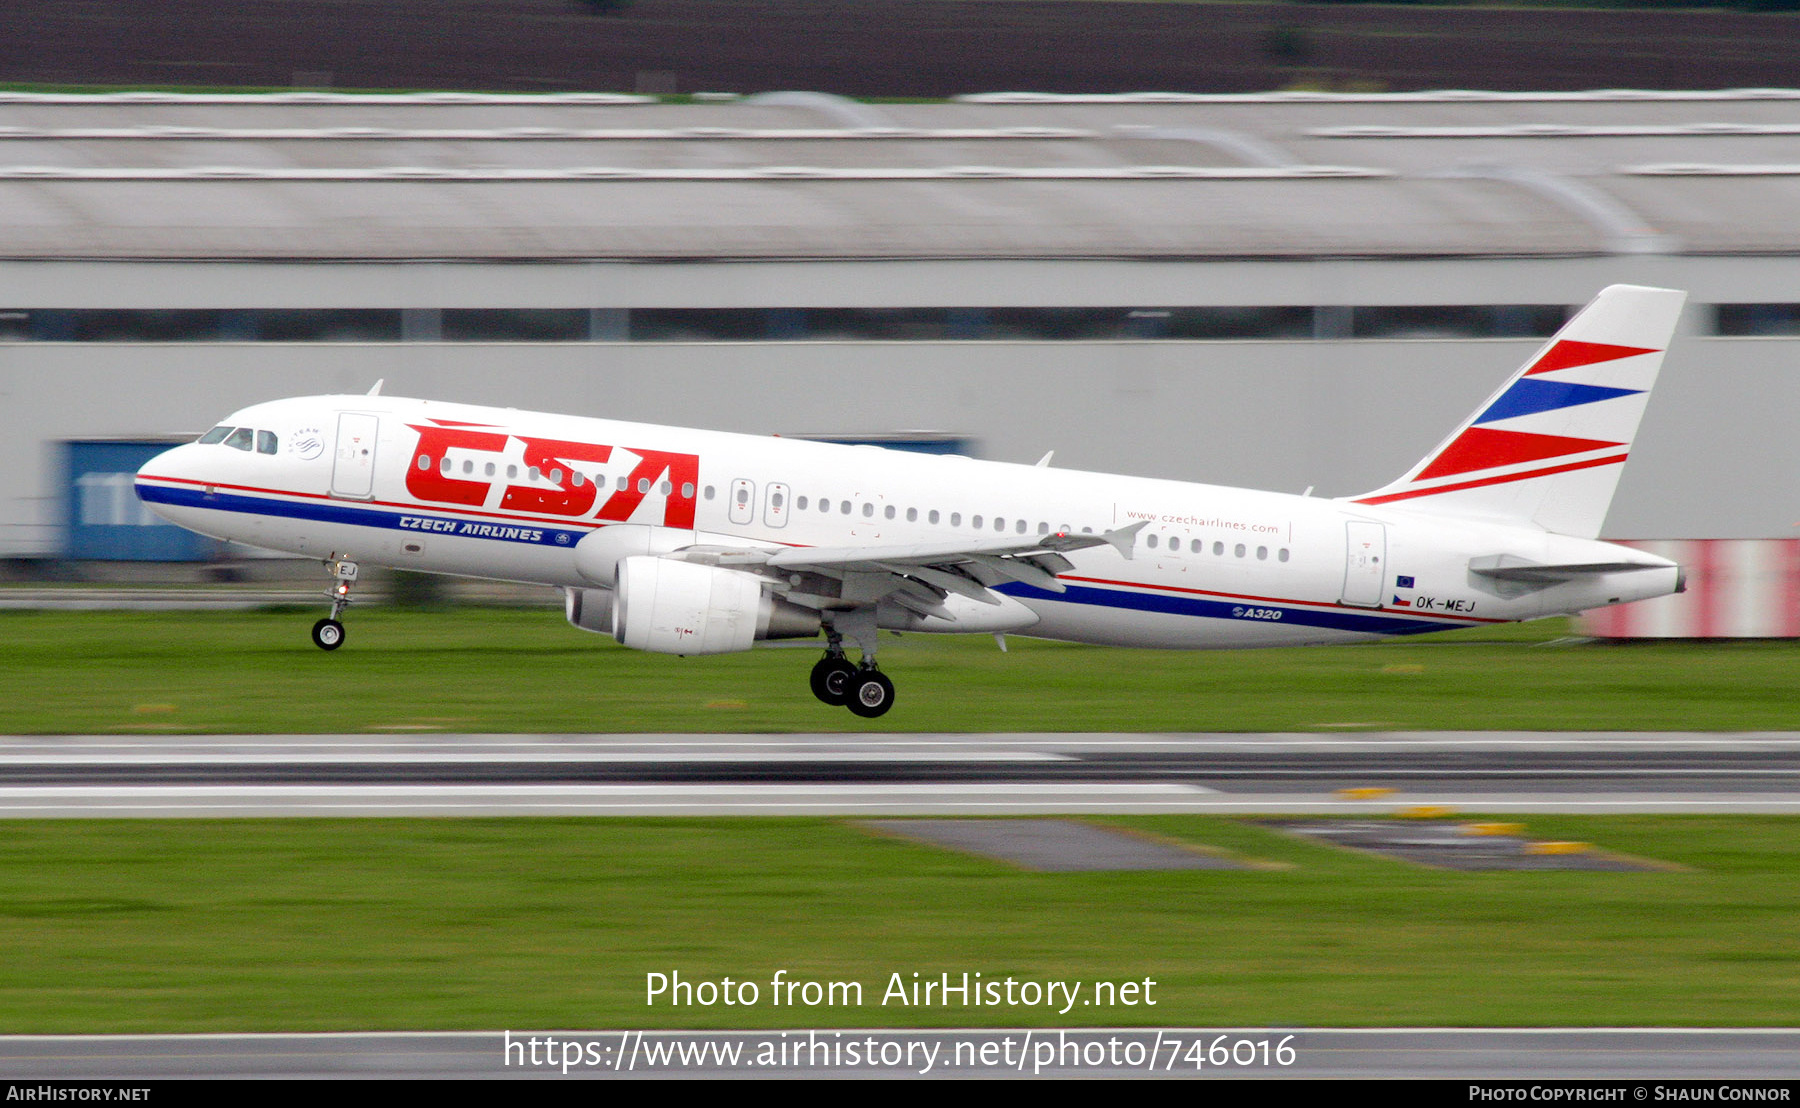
[135,394,1681,649]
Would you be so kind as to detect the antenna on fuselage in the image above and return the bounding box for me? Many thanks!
[367,379,385,396]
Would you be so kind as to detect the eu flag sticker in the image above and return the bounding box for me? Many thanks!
[1396,575,1415,589]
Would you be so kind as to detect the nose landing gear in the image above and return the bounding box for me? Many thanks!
[310,560,358,651]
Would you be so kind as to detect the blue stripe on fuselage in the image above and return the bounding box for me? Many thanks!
[995,581,1456,637]
[140,482,1462,636]
[135,483,585,548]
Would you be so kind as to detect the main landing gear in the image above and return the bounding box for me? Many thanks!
[310,560,358,651]
[808,619,895,719]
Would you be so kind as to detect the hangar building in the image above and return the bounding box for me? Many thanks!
[4,88,1799,559]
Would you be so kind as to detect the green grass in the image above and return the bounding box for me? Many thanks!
[0,815,1795,1031]
[0,608,1795,733]
[0,609,1794,1030]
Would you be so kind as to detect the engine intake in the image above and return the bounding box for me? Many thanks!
[614,556,819,655]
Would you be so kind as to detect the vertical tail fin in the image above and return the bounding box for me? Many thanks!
[1350,284,1686,538]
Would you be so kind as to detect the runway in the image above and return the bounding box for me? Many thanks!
[4,735,1795,1081]
[2,732,1798,816]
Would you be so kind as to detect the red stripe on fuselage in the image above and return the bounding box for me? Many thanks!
[135,474,611,533]
[139,473,1505,627]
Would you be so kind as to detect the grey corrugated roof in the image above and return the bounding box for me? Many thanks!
[0,89,1795,261]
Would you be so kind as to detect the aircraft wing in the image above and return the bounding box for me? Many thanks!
[704,521,1147,612]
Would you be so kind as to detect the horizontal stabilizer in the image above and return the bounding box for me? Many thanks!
[1469,553,1668,582]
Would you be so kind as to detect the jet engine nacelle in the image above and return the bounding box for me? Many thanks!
[613,555,820,655]
[573,524,697,588]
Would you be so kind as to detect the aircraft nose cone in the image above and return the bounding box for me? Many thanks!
[134,442,200,523]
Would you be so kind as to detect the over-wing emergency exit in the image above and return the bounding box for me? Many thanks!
[136,285,1689,718]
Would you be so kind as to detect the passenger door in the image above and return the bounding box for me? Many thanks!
[1340,520,1387,608]
[330,412,380,500]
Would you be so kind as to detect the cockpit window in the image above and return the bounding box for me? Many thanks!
[256,430,278,455]
[198,425,232,444]
[223,427,255,452]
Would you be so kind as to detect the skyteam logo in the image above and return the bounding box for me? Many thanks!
[291,428,325,461]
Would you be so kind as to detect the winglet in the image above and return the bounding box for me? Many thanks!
[1035,450,1055,468]
[1102,520,1149,560]
[367,379,385,396]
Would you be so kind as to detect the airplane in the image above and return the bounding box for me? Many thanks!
[135,284,1688,719]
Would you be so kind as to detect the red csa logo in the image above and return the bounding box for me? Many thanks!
[404,421,699,528]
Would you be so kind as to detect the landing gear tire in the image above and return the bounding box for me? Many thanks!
[845,669,895,719]
[311,618,346,651]
[810,656,858,706]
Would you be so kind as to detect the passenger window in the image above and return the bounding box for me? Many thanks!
[973,515,984,529]
[1147,534,1158,549]
[906,508,918,522]
[1257,546,1268,560]
[1279,548,1290,563]
[1190,539,1201,553]
[994,517,1005,531]
[884,505,895,520]
[529,467,542,482]
[465,460,477,475]
[797,496,809,511]
[485,462,496,477]
[256,430,278,455]
[1037,522,1048,534]
[1235,544,1246,558]
[198,426,232,445]
[439,456,453,474]
[1213,541,1224,555]
[951,513,962,527]
[638,477,650,493]
[841,501,851,514]
[862,503,873,518]
[1018,520,1029,534]
[224,427,254,452]
[704,485,715,500]
[661,481,672,496]
[417,455,431,470]
[682,483,695,499]
[571,471,584,487]
[928,510,940,524]
[507,465,518,479]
